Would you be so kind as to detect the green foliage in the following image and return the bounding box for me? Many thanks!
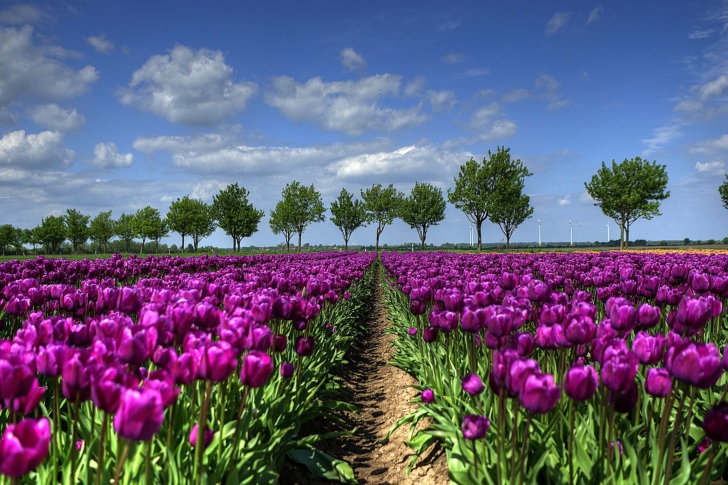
[88,210,115,253]
[63,208,90,252]
[719,174,728,210]
[330,188,367,250]
[166,197,215,253]
[269,181,326,252]
[399,182,446,249]
[132,206,164,254]
[114,213,136,253]
[447,147,530,250]
[584,157,669,249]
[212,184,264,252]
[0,224,17,255]
[361,183,403,252]
[37,215,66,254]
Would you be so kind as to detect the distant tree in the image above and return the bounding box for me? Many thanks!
[212,184,264,251]
[150,219,169,254]
[188,201,216,252]
[584,158,669,249]
[720,175,728,210]
[269,181,326,252]
[723,237,728,245]
[490,161,534,250]
[683,238,691,245]
[21,228,40,252]
[115,213,136,253]
[166,196,196,253]
[330,188,367,250]
[37,216,66,254]
[399,182,446,250]
[448,147,530,251]
[63,208,90,252]
[132,206,163,255]
[0,224,17,256]
[88,210,115,254]
[361,183,403,252]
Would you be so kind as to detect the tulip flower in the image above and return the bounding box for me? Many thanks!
[113,388,164,441]
[461,414,490,440]
[0,418,51,478]
[564,364,598,402]
[461,373,485,396]
[644,368,671,398]
[703,402,728,442]
[189,424,214,450]
[666,341,723,389]
[295,337,315,357]
[520,373,561,414]
[280,362,294,378]
[421,388,434,403]
[239,350,274,388]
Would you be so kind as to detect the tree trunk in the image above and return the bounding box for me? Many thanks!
[140,237,145,255]
[506,236,510,250]
[625,225,630,249]
[181,234,185,253]
[477,222,483,251]
[619,223,624,250]
[375,230,381,252]
[298,231,302,252]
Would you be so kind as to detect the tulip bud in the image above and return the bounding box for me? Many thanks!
[461,414,490,440]
[519,373,561,414]
[461,373,484,396]
[421,388,434,403]
[564,364,598,402]
[644,368,671,398]
[280,362,294,379]
[239,350,274,388]
[0,418,51,477]
[703,402,728,442]
[189,424,214,450]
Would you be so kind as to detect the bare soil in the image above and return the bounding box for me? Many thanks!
[279,281,449,485]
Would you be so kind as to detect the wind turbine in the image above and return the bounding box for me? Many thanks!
[537,218,541,247]
[606,221,610,242]
[569,219,573,246]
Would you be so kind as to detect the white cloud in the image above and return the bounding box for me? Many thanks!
[688,29,714,39]
[435,20,460,32]
[92,142,133,169]
[579,191,595,203]
[191,180,228,201]
[85,34,114,54]
[695,160,726,176]
[464,68,489,77]
[545,12,571,35]
[0,26,99,108]
[558,194,571,206]
[441,53,465,64]
[642,123,682,156]
[534,74,569,109]
[340,48,365,71]
[674,75,728,118]
[0,130,74,169]
[29,104,85,132]
[118,44,258,126]
[586,6,603,25]
[329,144,457,181]
[264,74,428,136]
[427,90,456,111]
[456,102,518,142]
[0,4,42,24]
[691,134,728,153]
[502,89,531,103]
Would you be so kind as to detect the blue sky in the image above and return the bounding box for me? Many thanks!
[1,1,728,248]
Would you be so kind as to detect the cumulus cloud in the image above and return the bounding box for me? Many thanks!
[441,53,465,64]
[674,74,728,118]
[29,104,85,132]
[695,160,726,176]
[0,130,74,169]
[691,134,728,153]
[92,142,133,169]
[534,74,569,109]
[545,12,570,35]
[427,90,457,111]
[0,4,42,24]
[85,34,114,54]
[586,6,603,25]
[456,102,518,142]
[264,74,428,136]
[558,194,571,205]
[688,29,714,39]
[0,26,99,108]
[118,44,258,126]
[340,47,365,71]
[191,180,228,200]
[642,123,682,156]
[579,191,595,203]
[328,144,456,181]
[502,89,531,103]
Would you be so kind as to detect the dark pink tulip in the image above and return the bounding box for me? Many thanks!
[461,415,490,440]
[564,364,598,402]
[691,273,710,293]
[564,314,596,345]
[273,334,287,353]
[644,368,671,398]
[195,302,222,328]
[295,337,315,357]
[607,299,637,333]
[407,327,417,336]
[509,332,535,357]
[198,343,237,383]
[113,388,164,441]
[703,402,728,442]
[118,287,143,314]
[280,362,294,378]
[535,325,557,349]
[461,373,484,396]
[6,379,44,416]
[421,388,434,404]
[632,332,665,365]
[118,326,157,367]
[423,327,439,343]
[189,424,214,449]
[0,360,35,401]
[637,304,661,328]
[460,307,485,333]
[601,348,639,393]
[61,353,91,402]
[143,370,179,408]
[90,367,128,413]
[409,299,426,316]
[506,359,540,396]
[485,306,514,337]
[666,341,723,388]
[239,350,274,388]
[168,351,198,386]
[676,296,713,330]
[520,373,561,414]
[0,418,51,478]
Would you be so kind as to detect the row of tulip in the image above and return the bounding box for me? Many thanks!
[382,251,728,484]
[0,251,376,484]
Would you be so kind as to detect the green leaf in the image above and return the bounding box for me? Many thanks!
[286,448,358,484]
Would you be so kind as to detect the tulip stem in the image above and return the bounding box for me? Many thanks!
[510,403,520,485]
[96,412,108,485]
[518,413,532,485]
[113,440,131,485]
[683,386,697,435]
[569,400,575,485]
[194,381,213,485]
[70,393,81,485]
[662,385,688,485]
[471,439,479,479]
[699,441,717,485]
[145,439,153,485]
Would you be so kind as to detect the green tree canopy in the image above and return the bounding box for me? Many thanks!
[115,213,136,253]
[166,196,196,253]
[447,146,530,251]
[21,228,40,252]
[400,182,446,249]
[584,157,669,249]
[361,183,403,252]
[719,175,728,211]
[37,216,66,254]
[132,206,164,255]
[89,210,115,254]
[0,224,18,256]
[330,188,367,250]
[212,184,264,252]
[63,208,90,252]
[490,161,534,250]
[269,181,326,252]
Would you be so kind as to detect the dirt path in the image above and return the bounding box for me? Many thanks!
[280,280,449,485]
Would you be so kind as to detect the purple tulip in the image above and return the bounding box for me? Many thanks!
[295,337,315,357]
[273,335,287,353]
[637,304,661,328]
[189,424,214,449]
[423,327,439,343]
[607,298,637,333]
[703,402,728,442]
[666,341,723,388]
[632,332,665,366]
[407,327,417,336]
[143,370,179,408]
[644,368,671,398]
[461,414,490,440]
[461,373,484,396]
[280,362,294,378]
[564,314,596,345]
[6,379,45,416]
[0,418,51,478]
[239,350,274,388]
[421,388,434,403]
[0,360,36,401]
[519,373,561,414]
[113,388,164,441]
[197,343,237,383]
[506,359,540,396]
[563,364,598,402]
[601,348,639,393]
[676,296,713,330]
[609,381,638,413]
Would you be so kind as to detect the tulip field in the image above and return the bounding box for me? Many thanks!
[1,250,728,484]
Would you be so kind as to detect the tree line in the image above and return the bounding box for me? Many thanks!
[0,147,675,255]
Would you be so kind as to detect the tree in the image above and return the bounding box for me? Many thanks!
[89,210,115,254]
[0,224,17,256]
[490,162,534,250]
[399,182,446,250]
[63,208,90,252]
[115,213,136,253]
[132,206,163,255]
[269,181,326,252]
[361,184,403,252]
[166,196,196,253]
[719,175,728,210]
[188,200,215,252]
[448,147,530,251]
[21,228,40,252]
[330,188,367,250]
[212,184,264,252]
[37,216,66,254]
[584,158,669,249]
[150,219,169,254]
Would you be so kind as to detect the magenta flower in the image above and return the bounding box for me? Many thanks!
[295,337,315,357]
[676,296,713,330]
[506,359,540,396]
[703,402,728,442]
[189,424,215,450]
[280,362,294,378]
[197,343,237,383]
[113,388,164,441]
[607,298,637,333]
[461,373,484,396]
[637,304,661,328]
[666,341,723,389]
[632,332,665,366]
[0,360,36,401]
[0,418,51,478]
[563,364,598,402]
[600,348,639,393]
[520,373,561,414]
[644,368,671,398]
[421,388,434,404]
[239,350,274,388]
[461,414,490,440]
